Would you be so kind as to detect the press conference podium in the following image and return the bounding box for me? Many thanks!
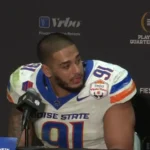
[0,137,86,150]
[0,135,141,150]
[17,147,57,150]
[0,137,48,150]
[16,147,98,150]
[0,137,80,150]
[17,147,91,150]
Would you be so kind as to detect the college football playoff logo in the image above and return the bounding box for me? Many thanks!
[141,12,150,33]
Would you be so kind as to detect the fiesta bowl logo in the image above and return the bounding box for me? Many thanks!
[90,80,108,99]
[141,12,150,33]
[139,88,150,94]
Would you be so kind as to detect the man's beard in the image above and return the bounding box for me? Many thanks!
[53,75,85,93]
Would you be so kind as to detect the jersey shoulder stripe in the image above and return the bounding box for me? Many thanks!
[110,73,132,94]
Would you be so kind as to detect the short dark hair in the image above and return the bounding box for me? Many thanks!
[37,32,75,64]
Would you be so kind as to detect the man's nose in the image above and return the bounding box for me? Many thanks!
[72,64,80,74]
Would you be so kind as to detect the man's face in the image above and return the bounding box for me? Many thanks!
[46,45,84,92]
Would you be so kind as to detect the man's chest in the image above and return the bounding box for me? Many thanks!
[32,97,110,148]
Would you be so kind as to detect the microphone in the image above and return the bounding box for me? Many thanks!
[16,88,44,131]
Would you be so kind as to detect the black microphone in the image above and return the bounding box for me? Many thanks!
[16,88,44,131]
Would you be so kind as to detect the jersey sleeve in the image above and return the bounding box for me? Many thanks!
[6,63,41,104]
[7,66,24,104]
[109,66,137,104]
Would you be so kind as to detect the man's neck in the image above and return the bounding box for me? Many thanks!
[50,80,70,98]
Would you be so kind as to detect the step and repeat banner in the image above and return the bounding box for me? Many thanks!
[0,0,150,148]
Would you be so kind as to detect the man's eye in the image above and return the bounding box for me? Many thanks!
[76,58,81,64]
[62,65,70,69]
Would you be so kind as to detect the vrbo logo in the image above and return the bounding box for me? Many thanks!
[39,16,81,28]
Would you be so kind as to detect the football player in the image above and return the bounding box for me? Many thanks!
[7,33,136,149]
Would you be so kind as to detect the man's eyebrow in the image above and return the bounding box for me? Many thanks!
[59,60,71,66]
[59,53,80,66]
[76,53,80,58]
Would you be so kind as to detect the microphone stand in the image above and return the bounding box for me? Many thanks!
[17,113,30,148]
[21,108,31,147]
[25,121,29,147]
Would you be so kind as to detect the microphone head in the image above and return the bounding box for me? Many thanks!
[16,88,45,112]
[26,88,38,96]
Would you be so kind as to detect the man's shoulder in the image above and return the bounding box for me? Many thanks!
[7,63,42,104]
[91,59,126,71]
[83,60,135,105]
[9,63,41,91]
[86,59,128,82]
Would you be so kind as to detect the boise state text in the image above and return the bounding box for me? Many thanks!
[32,112,90,120]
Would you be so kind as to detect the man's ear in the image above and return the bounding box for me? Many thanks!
[41,64,52,78]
